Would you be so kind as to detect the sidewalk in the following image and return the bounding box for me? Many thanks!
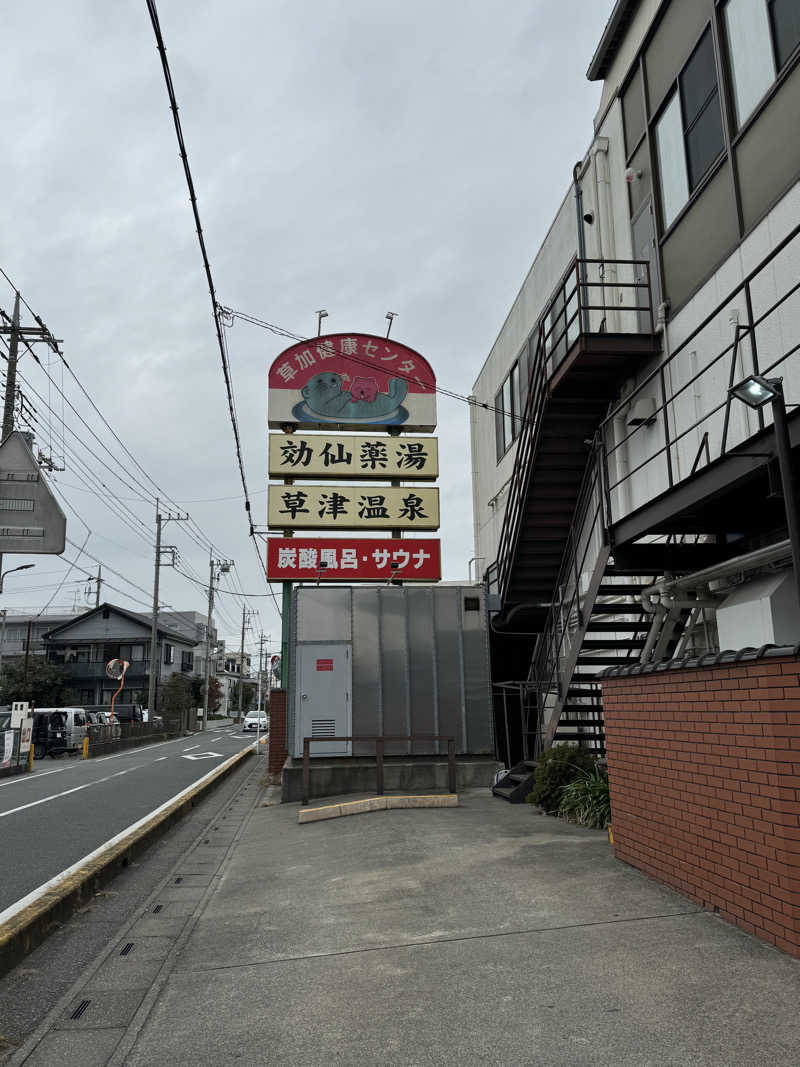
[110,787,800,1067]
[25,784,800,1066]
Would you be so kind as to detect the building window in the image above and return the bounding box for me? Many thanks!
[494,360,524,462]
[655,27,724,229]
[724,0,800,126]
[770,0,800,70]
[181,650,194,672]
[130,644,144,661]
[80,689,94,704]
[163,643,174,665]
[724,0,775,124]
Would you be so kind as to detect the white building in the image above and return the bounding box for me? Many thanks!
[471,0,800,765]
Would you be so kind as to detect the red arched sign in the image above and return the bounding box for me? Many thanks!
[268,333,437,432]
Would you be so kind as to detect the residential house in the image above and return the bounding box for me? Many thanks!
[44,603,197,710]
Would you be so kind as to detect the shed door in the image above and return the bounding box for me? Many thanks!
[298,644,351,757]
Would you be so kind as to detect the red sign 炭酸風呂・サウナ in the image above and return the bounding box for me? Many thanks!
[267,538,441,582]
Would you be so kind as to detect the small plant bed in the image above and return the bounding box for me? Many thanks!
[525,744,610,830]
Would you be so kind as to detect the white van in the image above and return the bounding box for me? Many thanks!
[34,707,89,757]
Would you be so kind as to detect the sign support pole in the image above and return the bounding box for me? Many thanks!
[281,582,291,690]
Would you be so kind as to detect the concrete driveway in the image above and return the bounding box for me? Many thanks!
[107,787,800,1066]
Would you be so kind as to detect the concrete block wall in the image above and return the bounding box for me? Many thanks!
[602,656,800,958]
[268,690,287,777]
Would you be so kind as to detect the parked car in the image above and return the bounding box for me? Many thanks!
[242,711,269,733]
[33,707,89,758]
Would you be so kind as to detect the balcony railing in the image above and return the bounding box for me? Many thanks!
[600,221,800,524]
[58,661,149,679]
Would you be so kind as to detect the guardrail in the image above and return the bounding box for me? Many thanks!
[86,721,169,758]
[302,735,456,806]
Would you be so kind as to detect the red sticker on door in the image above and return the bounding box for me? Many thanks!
[316,659,334,671]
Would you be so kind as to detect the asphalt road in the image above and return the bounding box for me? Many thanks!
[0,724,256,914]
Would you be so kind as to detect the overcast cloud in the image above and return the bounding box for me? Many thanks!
[1,1,610,651]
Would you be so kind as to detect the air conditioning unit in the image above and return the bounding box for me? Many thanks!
[627,396,657,427]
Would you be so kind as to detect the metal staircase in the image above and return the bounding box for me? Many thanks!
[490,258,661,795]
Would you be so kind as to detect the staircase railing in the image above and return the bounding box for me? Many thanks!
[494,256,655,604]
[495,322,548,603]
[529,455,607,722]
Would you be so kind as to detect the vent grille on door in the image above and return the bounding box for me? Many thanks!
[311,719,336,738]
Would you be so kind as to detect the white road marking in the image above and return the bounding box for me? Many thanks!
[0,765,143,819]
[0,734,202,790]
[0,742,256,926]
[181,751,224,761]
[182,745,200,752]
[154,756,168,762]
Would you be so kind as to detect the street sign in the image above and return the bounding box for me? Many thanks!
[267,537,441,581]
[0,432,66,555]
[268,432,438,480]
[268,485,439,531]
[268,333,437,432]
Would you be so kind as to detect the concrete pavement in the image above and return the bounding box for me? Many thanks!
[12,786,800,1065]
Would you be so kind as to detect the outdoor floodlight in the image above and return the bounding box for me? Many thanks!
[729,374,782,410]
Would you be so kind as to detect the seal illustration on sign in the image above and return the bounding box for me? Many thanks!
[292,371,409,425]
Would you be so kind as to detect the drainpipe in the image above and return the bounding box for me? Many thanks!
[591,138,619,331]
[573,161,590,333]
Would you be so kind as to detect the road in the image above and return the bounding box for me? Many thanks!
[0,723,256,915]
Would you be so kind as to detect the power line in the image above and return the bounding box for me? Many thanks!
[220,305,529,425]
[144,0,255,542]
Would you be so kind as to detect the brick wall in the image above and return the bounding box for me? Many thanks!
[268,689,288,777]
[602,655,800,958]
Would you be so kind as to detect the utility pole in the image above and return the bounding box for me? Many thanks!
[256,633,266,713]
[0,609,6,678]
[147,499,189,716]
[2,293,20,442]
[237,606,253,723]
[95,565,102,608]
[201,554,232,730]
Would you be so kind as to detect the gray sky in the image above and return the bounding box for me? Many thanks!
[1,1,610,651]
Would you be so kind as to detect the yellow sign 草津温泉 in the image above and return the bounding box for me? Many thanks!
[268,433,438,480]
[267,485,440,531]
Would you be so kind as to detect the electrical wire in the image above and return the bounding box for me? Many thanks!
[219,305,525,424]
[144,0,255,540]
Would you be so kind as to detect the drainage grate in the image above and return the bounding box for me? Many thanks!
[151,904,164,914]
[174,876,183,884]
[70,1000,91,1020]
[119,942,135,956]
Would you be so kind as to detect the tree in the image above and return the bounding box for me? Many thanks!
[0,658,74,708]
[206,676,222,715]
[160,673,193,731]
[231,681,254,714]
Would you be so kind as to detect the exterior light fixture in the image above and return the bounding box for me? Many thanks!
[729,374,781,409]
[729,374,800,607]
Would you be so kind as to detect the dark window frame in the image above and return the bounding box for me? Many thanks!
[494,357,525,464]
[652,23,727,237]
[720,0,800,141]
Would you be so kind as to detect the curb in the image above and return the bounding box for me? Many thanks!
[0,745,254,977]
[299,793,459,823]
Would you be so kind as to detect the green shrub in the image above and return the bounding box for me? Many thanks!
[525,743,597,813]
[558,766,611,829]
